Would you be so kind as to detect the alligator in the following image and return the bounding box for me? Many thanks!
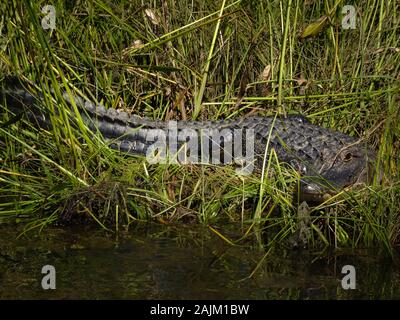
[1,77,377,202]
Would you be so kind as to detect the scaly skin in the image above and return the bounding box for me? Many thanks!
[1,78,377,201]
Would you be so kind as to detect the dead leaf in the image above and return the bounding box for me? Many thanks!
[261,65,271,81]
[145,8,160,25]
[300,15,328,39]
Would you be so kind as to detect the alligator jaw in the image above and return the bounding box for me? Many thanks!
[297,159,378,203]
[296,181,334,203]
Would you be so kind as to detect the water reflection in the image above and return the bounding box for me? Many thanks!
[0,224,398,299]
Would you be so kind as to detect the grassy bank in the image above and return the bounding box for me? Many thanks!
[0,0,399,250]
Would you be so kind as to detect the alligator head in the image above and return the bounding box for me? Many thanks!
[298,144,378,202]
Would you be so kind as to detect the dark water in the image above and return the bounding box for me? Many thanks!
[0,223,399,299]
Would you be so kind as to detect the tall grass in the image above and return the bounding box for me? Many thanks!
[0,0,399,250]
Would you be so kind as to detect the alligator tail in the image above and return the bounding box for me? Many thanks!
[0,77,162,155]
[0,77,242,158]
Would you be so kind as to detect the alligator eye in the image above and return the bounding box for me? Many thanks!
[343,152,353,161]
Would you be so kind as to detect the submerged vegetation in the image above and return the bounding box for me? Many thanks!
[0,0,399,250]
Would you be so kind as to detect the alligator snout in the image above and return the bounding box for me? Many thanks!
[298,145,378,202]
